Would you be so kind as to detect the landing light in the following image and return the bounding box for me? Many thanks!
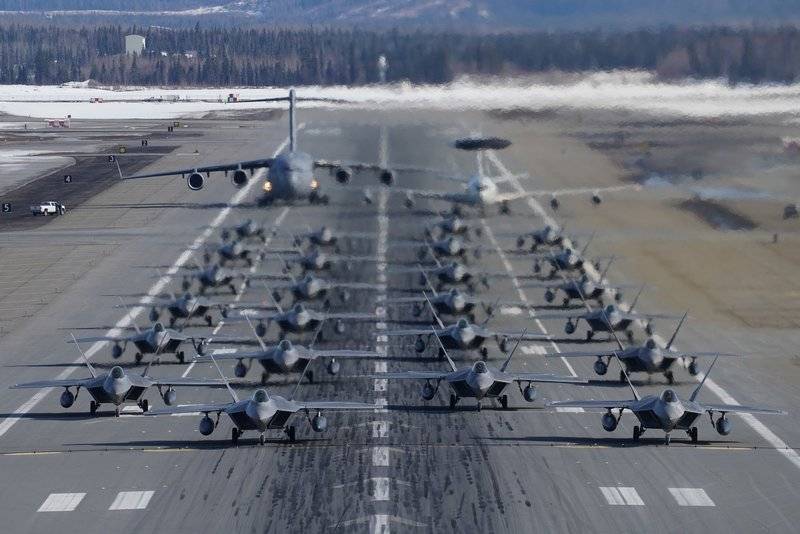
[310,178,319,190]
[263,180,273,192]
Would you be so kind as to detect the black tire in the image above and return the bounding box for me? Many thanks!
[286,426,296,442]
[261,372,268,386]
[619,370,626,383]
[449,394,458,409]
[90,401,98,415]
[500,395,508,409]
[259,434,266,445]
[665,371,674,385]
[205,315,213,327]
[306,370,314,384]
[633,426,641,441]
[140,399,149,412]
[135,353,143,364]
[231,428,239,445]
[586,331,594,341]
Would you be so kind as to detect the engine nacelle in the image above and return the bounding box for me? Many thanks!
[327,359,341,375]
[591,193,602,205]
[565,320,576,335]
[421,382,436,400]
[163,388,177,406]
[550,197,560,210]
[187,172,205,191]
[59,390,75,408]
[379,169,395,186]
[149,307,160,322]
[516,236,526,248]
[523,385,537,402]
[602,412,618,432]
[335,319,346,334]
[715,416,731,435]
[112,344,123,359]
[231,169,248,188]
[334,166,352,184]
[688,360,699,376]
[414,337,426,353]
[594,359,608,376]
[255,322,267,337]
[199,415,215,436]
[234,361,248,378]
[499,337,510,353]
[312,414,328,432]
[544,289,555,303]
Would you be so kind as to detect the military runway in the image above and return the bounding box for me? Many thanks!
[0,107,798,533]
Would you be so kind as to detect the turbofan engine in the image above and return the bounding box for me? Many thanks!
[379,169,395,186]
[187,172,205,191]
[312,413,328,432]
[602,412,618,431]
[199,415,215,436]
[335,166,352,184]
[231,169,248,188]
[60,389,75,408]
[163,387,177,406]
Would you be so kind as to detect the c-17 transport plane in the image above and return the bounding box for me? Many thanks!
[368,328,586,409]
[12,337,224,416]
[547,312,740,384]
[549,345,784,444]
[115,89,399,204]
[145,356,376,444]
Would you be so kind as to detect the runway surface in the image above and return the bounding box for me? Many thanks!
[0,108,798,533]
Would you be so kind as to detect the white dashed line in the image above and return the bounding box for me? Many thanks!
[371,478,390,501]
[372,446,390,467]
[37,493,86,512]
[108,490,154,510]
[668,488,715,507]
[599,486,645,506]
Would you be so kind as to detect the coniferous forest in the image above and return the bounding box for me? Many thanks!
[1,24,800,86]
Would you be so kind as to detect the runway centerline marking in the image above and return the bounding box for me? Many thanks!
[484,148,800,474]
[668,487,715,507]
[108,490,154,510]
[37,492,86,512]
[0,127,300,440]
[599,486,644,506]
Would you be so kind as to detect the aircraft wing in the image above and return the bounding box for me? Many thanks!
[325,312,378,321]
[489,330,549,341]
[11,378,95,389]
[293,400,378,411]
[494,184,640,203]
[509,373,588,384]
[144,377,227,388]
[70,333,135,344]
[310,350,382,359]
[364,371,449,380]
[386,187,461,203]
[124,158,275,180]
[145,402,234,415]
[383,329,434,336]
[548,399,637,411]
[338,282,385,290]
[671,351,741,359]
[699,403,785,416]
[195,350,266,361]
[546,349,621,359]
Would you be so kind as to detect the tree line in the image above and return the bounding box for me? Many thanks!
[1,23,799,86]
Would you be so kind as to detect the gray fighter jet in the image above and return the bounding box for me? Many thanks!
[249,272,382,305]
[198,316,382,384]
[386,269,528,321]
[424,215,476,239]
[529,235,595,277]
[369,328,586,409]
[121,289,228,327]
[220,219,268,243]
[71,316,207,363]
[145,356,376,444]
[117,90,397,204]
[523,258,631,307]
[549,355,784,444]
[201,239,264,266]
[180,263,245,295]
[291,226,375,249]
[385,297,546,358]
[393,236,479,262]
[281,246,379,274]
[547,312,739,384]
[12,338,224,416]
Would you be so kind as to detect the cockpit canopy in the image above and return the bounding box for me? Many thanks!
[661,389,678,403]
[456,318,469,329]
[604,304,616,314]
[449,288,459,296]
[645,339,657,350]
[183,292,193,301]
[153,322,165,332]
[253,389,269,403]
[278,339,292,351]
[111,366,125,379]
[293,304,305,313]
[473,361,488,374]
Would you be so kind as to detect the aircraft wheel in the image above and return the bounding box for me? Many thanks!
[259,434,266,446]
[286,425,296,442]
[135,352,143,364]
[438,347,445,360]
[665,371,674,385]
[306,370,314,384]
[90,401,98,415]
[626,331,634,343]
[633,426,641,441]
[619,370,626,383]
[115,407,120,418]
[665,434,671,446]
[139,399,149,413]
[229,284,237,295]
[500,395,509,410]
[562,298,570,308]
[468,313,476,323]
[177,351,185,364]
[480,346,488,359]
[261,372,269,386]
[449,394,458,409]
[585,331,594,341]
[169,317,176,327]
[205,315,213,327]
[476,402,482,412]
[689,427,698,443]
[231,428,240,445]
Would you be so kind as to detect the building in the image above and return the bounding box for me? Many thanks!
[125,35,146,56]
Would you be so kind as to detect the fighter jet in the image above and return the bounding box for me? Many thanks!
[547,312,739,384]
[368,328,586,409]
[523,258,631,307]
[198,316,383,384]
[144,356,376,444]
[392,258,523,293]
[201,239,264,267]
[71,315,207,364]
[424,215,476,239]
[248,272,382,305]
[386,270,528,322]
[528,235,596,277]
[513,224,568,251]
[121,289,229,327]
[537,286,677,341]
[549,354,784,444]
[220,219,268,243]
[12,338,224,416]
[180,263,245,295]
[280,246,379,274]
[393,236,481,263]
[385,297,546,358]
[291,226,375,249]
[231,298,378,339]
[117,90,398,204]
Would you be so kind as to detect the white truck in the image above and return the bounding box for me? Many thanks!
[30,201,66,216]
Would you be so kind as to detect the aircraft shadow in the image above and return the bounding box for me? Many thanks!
[383,404,542,413]
[66,436,327,450]
[485,435,735,448]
